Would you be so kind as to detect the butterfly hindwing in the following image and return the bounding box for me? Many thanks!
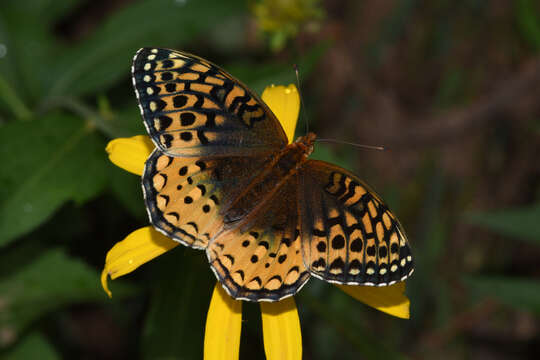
[143,149,276,249]
[132,48,287,157]
[299,160,414,286]
[207,180,310,301]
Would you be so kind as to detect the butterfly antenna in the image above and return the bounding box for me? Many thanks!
[294,64,309,134]
[316,138,386,151]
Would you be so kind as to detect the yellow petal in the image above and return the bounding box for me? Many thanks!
[101,226,178,297]
[262,84,300,143]
[337,282,410,319]
[260,298,302,360]
[204,284,242,360]
[106,135,154,176]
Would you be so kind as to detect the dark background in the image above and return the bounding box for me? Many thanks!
[1,0,539,359]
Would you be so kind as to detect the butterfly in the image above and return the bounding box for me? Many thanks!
[131,48,414,302]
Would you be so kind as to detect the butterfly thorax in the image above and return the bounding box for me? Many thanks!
[294,132,316,158]
[222,132,317,226]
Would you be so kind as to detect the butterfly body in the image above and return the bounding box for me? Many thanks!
[133,48,413,302]
[223,132,315,227]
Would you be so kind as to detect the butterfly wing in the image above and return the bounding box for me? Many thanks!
[206,179,310,301]
[132,48,287,157]
[145,147,310,301]
[298,160,413,286]
[143,149,277,249]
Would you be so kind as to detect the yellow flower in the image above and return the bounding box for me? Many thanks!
[102,84,411,359]
[252,0,324,51]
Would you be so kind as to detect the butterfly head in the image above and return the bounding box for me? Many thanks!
[294,132,317,157]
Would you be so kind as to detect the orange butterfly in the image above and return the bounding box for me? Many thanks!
[132,48,414,301]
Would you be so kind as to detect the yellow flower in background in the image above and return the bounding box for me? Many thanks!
[102,84,410,359]
[252,0,324,51]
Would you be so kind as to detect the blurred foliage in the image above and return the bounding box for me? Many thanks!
[0,0,539,359]
[252,0,325,51]
[0,249,136,343]
[465,204,540,244]
[465,204,540,315]
[3,333,59,360]
[515,0,540,51]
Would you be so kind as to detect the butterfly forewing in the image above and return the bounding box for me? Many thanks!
[132,48,287,157]
[299,160,413,286]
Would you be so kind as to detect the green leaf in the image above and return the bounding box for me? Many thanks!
[0,332,61,360]
[1,0,83,24]
[464,204,540,245]
[0,5,65,104]
[108,106,147,138]
[108,162,146,220]
[0,74,32,120]
[0,249,135,348]
[141,248,215,359]
[0,114,108,246]
[515,0,540,51]
[465,276,540,315]
[0,1,86,106]
[1,332,59,360]
[299,290,406,360]
[46,0,245,98]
